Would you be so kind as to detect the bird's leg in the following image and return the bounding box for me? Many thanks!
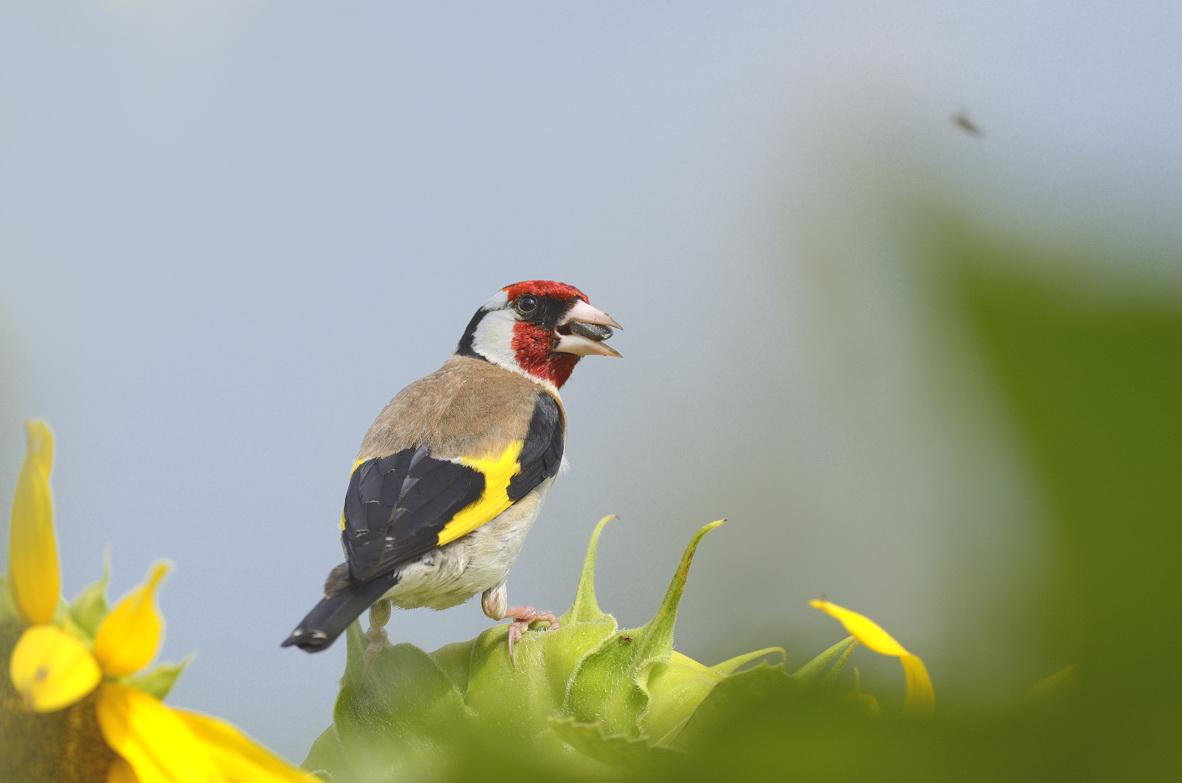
[501,606,560,662]
[481,583,560,664]
[362,599,392,679]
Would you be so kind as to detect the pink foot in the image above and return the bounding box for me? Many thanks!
[504,605,560,663]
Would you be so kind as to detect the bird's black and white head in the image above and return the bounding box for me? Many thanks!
[456,280,620,390]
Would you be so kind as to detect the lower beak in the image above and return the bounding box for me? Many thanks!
[555,299,622,357]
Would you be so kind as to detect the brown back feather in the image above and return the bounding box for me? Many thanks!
[357,355,564,461]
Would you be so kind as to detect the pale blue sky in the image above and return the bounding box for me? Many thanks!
[2,1,1180,759]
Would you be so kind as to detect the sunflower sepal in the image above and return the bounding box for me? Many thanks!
[790,635,857,685]
[68,551,112,642]
[710,646,787,677]
[121,654,195,701]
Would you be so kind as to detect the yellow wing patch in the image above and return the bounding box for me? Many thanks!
[342,456,367,531]
[437,441,524,547]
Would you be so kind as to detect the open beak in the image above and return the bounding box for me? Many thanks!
[555,299,622,357]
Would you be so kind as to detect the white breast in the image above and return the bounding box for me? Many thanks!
[381,477,555,611]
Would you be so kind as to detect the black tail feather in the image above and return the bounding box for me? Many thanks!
[281,573,401,653]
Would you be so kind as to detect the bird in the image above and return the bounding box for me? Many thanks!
[282,280,620,664]
[952,109,983,136]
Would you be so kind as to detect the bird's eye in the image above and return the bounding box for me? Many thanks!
[514,295,538,316]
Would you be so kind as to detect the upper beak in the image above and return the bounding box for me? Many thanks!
[555,299,622,357]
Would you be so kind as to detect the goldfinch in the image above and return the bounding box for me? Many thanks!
[282,281,620,659]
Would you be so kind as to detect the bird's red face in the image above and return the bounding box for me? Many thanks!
[458,280,621,389]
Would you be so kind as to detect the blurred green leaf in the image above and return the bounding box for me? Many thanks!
[666,662,798,752]
[302,724,351,783]
[549,717,680,773]
[946,229,1182,776]
[334,632,473,779]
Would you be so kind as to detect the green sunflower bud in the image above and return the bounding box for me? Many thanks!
[304,517,853,782]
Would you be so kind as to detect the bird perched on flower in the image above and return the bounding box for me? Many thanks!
[283,281,620,662]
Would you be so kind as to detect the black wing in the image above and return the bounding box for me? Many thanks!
[507,391,564,502]
[341,391,564,582]
[342,445,485,581]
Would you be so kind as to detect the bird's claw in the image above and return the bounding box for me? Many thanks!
[504,606,559,666]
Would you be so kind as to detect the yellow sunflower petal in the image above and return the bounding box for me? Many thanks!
[175,709,319,782]
[899,653,935,715]
[96,683,223,783]
[8,421,60,625]
[810,600,909,656]
[94,562,169,677]
[9,624,102,712]
[810,599,934,715]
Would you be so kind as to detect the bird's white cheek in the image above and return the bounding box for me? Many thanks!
[470,310,520,369]
[469,308,562,396]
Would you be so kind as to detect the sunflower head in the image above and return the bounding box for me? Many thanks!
[1,421,315,783]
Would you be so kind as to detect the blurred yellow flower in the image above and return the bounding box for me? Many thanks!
[810,598,935,715]
[2,420,315,782]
